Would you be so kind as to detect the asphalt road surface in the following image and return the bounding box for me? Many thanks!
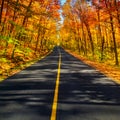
[0,47,120,120]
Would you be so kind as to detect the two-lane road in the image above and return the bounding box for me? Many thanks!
[0,47,120,120]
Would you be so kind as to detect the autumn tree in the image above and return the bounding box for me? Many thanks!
[92,0,119,65]
[0,0,61,62]
[60,0,120,65]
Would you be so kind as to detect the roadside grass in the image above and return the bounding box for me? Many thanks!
[0,51,51,82]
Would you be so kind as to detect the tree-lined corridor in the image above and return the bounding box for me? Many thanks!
[0,0,120,120]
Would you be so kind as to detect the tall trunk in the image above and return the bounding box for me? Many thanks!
[10,0,19,34]
[105,0,119,65]
[1,1,9,34]
[81,22,87,56]
[0,0,4,24]
[75,19,81,54]
[101,36,105,61]
[85,22,94,57]
[35,18,41,53]
[97,9,105,61]
[110,15,119,65]
[22,0,33,26]
[35,28,41,53]
[114,0,120,30]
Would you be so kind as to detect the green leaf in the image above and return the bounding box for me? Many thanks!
[8,37,14,43]
[24,48,32,53]
[0,58,7,63]
[15,48,23,54]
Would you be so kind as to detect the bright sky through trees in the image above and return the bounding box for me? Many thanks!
[60,0,66,5]
[59,0,66,24]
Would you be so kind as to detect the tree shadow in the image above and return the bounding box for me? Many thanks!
[0,47,60,120]
[0,47,120,120]
[57,49,120,120]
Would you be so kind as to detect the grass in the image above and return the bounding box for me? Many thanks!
[0,50,51,82]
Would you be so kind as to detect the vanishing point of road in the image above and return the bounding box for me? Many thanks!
[0,47,120,120]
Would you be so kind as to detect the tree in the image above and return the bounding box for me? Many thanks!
[0,0,61,61]
[104,0,119,65]
[0,0,5,23]
[60,0,120,65]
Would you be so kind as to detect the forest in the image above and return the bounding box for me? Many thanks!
[0,0,61,80]
[0,0,120,80]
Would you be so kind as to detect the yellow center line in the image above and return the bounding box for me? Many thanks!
[50,52,61,120]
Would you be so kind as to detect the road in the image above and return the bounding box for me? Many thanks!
[0,47,120,120]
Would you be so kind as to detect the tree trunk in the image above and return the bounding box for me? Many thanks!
[10,0,19,34]
[85,22,94,57]
[81,22,87,56]
[110,15,119,65]
[0,0,4,24]
[22,0,33,26]
[105,0,119,65]
[114,0,120,30]
[96,9,105,61]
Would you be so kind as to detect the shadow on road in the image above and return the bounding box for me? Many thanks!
[0,47,120,120]
[0,48,59,120]
[57,49,120,120]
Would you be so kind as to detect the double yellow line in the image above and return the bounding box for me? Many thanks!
[50,52,61,120]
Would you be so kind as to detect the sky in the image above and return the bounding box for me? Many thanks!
[60,0,66,5]
[58,0,66,24]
